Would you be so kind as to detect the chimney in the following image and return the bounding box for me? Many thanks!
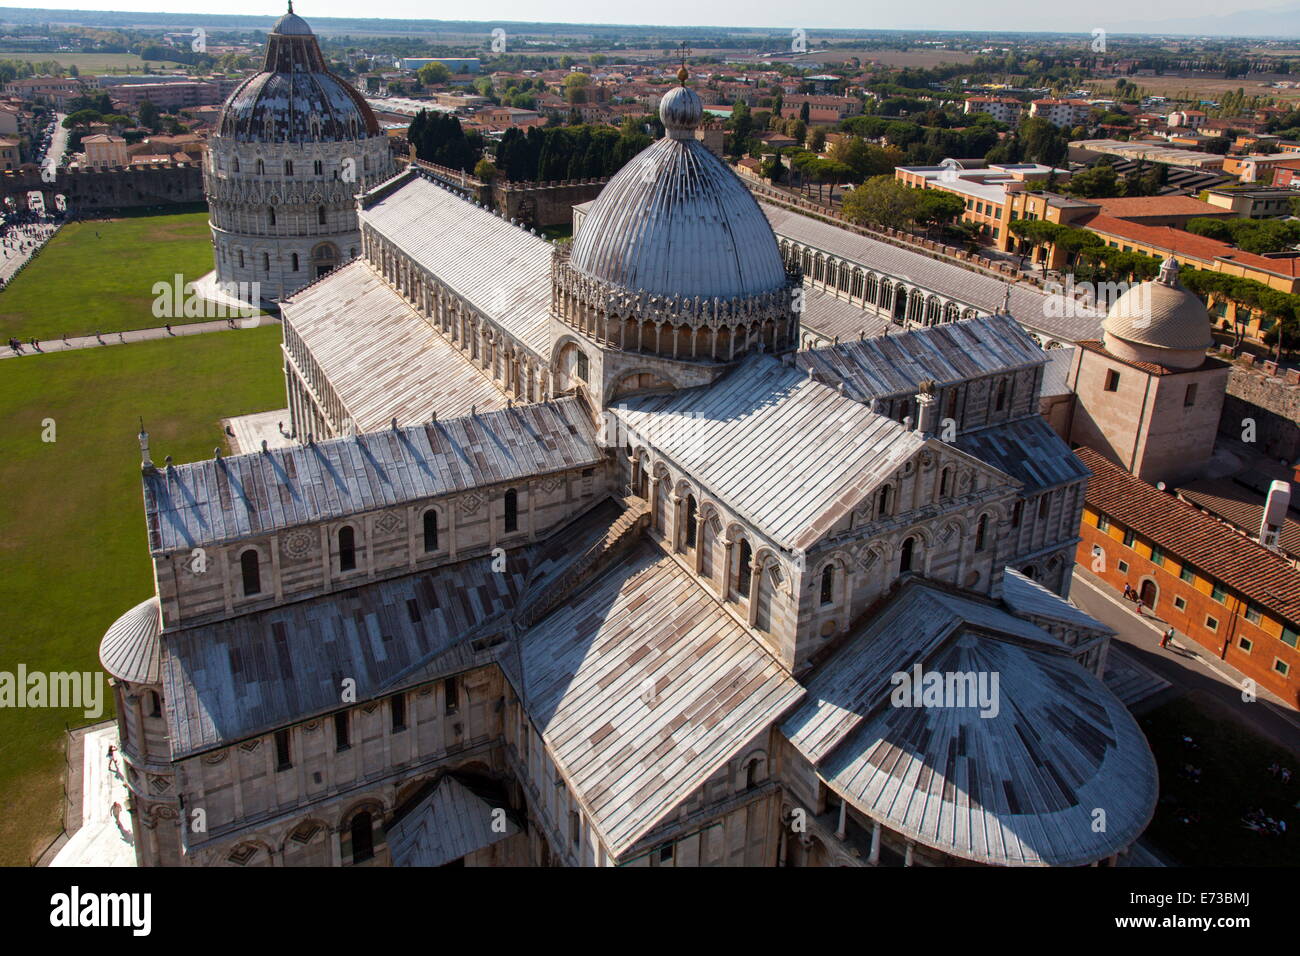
[1260,480,1291,552]
[914,381,940,436]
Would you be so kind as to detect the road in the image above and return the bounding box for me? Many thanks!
[1071,567,1300,756]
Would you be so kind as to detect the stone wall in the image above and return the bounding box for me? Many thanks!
[1222,361,1300,462]
[0,162,204,212]
[494,178,608,229]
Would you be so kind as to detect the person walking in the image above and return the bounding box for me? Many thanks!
[1160,626,1174,649]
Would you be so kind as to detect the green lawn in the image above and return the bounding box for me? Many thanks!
[0,327,284,865]
[1,209,219,341]
[1140,692,1298,866]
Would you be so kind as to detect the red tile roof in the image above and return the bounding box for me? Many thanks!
[1094,195,1227,219]
[1081,213,1300,278]
[1077,446,1300,624]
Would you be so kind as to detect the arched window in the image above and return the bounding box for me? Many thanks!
[268,206,276,226]
[900,536,916,574]
[318,206,327,226]
[423,510,438,552]
[240,549,261,595]
[684,495,698,550]
[575,350,589,382]
[736,539,753,598]
[313,159,323,175]
[504,489,518,533]
[233,156,240,173]
[256,158,265,175]
[237,249,245,269]
[338,526,356,572]
[995,378,1008,412]
[820,565,835,606]
[877,485,892,518]
[291,252,299,272]
[284,159,293,175]
[939,467,951,498]
[350,812,374,864]
[1011,500,1024,528]
[146,690,162,718]
[261,252,269,272]
[975,515,988,552]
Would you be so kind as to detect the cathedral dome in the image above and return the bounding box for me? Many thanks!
[1102,258,1213,369]
[216,6,380,143]
[567,82,788,301]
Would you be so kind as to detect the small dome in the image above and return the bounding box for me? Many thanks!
[1102,258,1213,368]
[569,93,788,301]
[271,11,313,35]
[660,85,703,139]
[99,596,162,685]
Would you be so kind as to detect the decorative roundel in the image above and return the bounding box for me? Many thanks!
[282,529,317,559]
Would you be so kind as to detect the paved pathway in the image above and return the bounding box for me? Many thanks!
[1072,567,1300,756]
[50,724,135,867]
[1,315,280,359]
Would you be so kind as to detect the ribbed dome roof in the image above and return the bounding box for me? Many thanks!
[216,6,379,143]
[271,10,313,35]
[1102,258,1213,353]
[99,596,162,685]
[568,85,788,301]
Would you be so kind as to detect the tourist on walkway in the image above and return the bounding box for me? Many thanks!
[1160,627,1174,649]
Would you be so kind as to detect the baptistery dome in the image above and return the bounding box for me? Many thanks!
[203,4,395,303]
[217,6,380,143]
[567,81,789,301]
[1102,258,1214,370]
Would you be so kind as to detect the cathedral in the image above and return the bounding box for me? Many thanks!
[202,7,396,303]
[98,17,1159,867]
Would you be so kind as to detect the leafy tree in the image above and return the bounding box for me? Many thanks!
[563,72,589,104]
[474,158,497,181]
[1063,164,1121,199]
[808,127,827,153]
[137,99,160,132]
[417,62,451,86]
[913,190,966,237]
[841,175,920,231]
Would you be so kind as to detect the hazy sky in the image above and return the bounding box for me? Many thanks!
[0,0,1288,33]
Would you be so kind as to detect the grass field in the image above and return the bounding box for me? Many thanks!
[1084,75,1300,105]
[0,52,184,72]
[0,327,285,866]
[1140,692,1298,866]
[1,209,219,341]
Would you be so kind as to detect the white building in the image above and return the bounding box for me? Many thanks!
[100,68,1158,870]
[202,8,395,304]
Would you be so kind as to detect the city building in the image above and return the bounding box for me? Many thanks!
[1029,98,1093,128]
[963,96,1022,125]
[99,63,1157,869]
[1202,185,1296,219]
[82,133,129,168]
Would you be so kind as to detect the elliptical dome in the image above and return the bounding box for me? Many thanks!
[1102,258,1213,369]
[567,82,788,301]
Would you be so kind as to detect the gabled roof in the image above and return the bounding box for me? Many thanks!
[611,354,925,552]
[388,776,520,867]
[282,259,506,433]
[1078,446,1300,625]
[956,416,1089,496]
[782,582,1156,866]
[143,398,600,554]
[520,544,803,859]
[359,174,554,356]
[797,314,1046,403]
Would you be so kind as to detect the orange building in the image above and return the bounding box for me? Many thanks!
[1076,447,1300,707]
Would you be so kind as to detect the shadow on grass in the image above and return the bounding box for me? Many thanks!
[1140,691,1298,866]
